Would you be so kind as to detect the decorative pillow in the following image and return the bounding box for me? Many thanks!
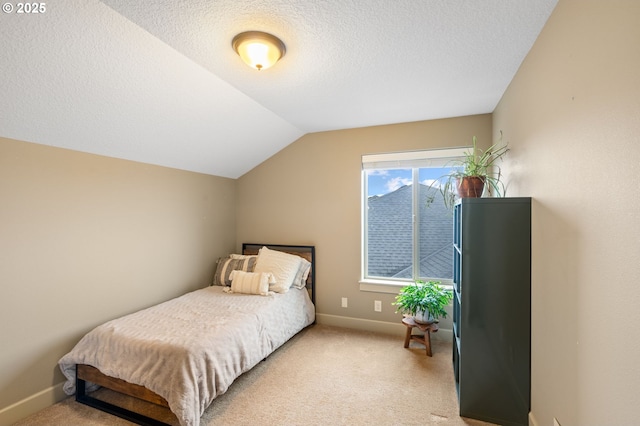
[292,258,312,289]
[229,254,257,260]
[212,256,257,286]
[227,270,274,296]
[253,246,302,293]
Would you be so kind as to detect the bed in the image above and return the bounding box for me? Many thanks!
[58,243,316,426]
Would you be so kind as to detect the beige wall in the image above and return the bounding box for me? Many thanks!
[494,0,640,425]
[236,115,492,327]
[8,2,639,425]
[0,137,236,423]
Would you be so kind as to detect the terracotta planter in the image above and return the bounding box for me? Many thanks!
[456,176,485,198]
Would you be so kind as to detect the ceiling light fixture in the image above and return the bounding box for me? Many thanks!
[232,31,286,71]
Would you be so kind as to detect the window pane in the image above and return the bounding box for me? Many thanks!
[417,167,455,280]
[363,161,463,283]
[366,169,413,279]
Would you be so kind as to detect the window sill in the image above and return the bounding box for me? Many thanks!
[359,278,455,294]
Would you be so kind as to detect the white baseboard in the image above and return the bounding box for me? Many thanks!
[315,313,453,341]
[0,383,66,426]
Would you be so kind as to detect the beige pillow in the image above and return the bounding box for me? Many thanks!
[228,270,274,296]
[253,246,302,293]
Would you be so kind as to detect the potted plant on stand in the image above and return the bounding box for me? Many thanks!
[438,133,509,210]
[393,280,453,324]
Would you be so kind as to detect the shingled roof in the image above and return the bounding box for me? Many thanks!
[367,183,453,280]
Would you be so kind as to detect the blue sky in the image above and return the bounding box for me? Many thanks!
[366,167,455,197]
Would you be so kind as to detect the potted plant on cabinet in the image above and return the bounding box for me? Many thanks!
[393,280,453,324]
[436,132,509,210]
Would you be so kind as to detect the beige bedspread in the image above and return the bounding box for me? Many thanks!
[59,285,315,426]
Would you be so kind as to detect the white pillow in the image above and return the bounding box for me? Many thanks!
[292,258,312,289]
[253,247,302,293]
[228,270,274,296]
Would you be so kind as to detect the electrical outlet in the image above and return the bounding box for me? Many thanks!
[374,300,382,312]
[341,297,348,308]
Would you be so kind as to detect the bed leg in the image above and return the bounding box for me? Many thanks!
[76,371,86,400]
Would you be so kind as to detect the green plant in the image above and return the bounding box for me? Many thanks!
[393,280,453,321]
[435,133,509,209]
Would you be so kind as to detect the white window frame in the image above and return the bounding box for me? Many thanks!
[360,147,468,294]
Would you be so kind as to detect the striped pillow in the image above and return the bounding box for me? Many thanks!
[228,271,275,296]
[292,258,312,289]
[212,256,257,286]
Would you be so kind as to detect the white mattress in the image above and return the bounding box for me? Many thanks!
[59,285,315,426]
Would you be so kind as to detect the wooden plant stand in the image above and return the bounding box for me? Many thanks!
[402,316,439,356]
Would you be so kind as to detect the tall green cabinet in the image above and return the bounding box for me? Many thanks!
[452,197,531,426]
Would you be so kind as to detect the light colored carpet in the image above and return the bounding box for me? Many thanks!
[14,325,494,426]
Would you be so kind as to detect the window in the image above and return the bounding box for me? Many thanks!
[361,148,467,287]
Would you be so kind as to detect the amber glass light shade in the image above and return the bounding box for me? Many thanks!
[232,31,286,71]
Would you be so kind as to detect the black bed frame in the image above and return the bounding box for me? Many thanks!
[76,373,169,426]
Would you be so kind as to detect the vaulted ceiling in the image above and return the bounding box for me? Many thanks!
[1,0,558,178]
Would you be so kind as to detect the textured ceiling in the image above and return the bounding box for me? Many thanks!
[0,0,558,178]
